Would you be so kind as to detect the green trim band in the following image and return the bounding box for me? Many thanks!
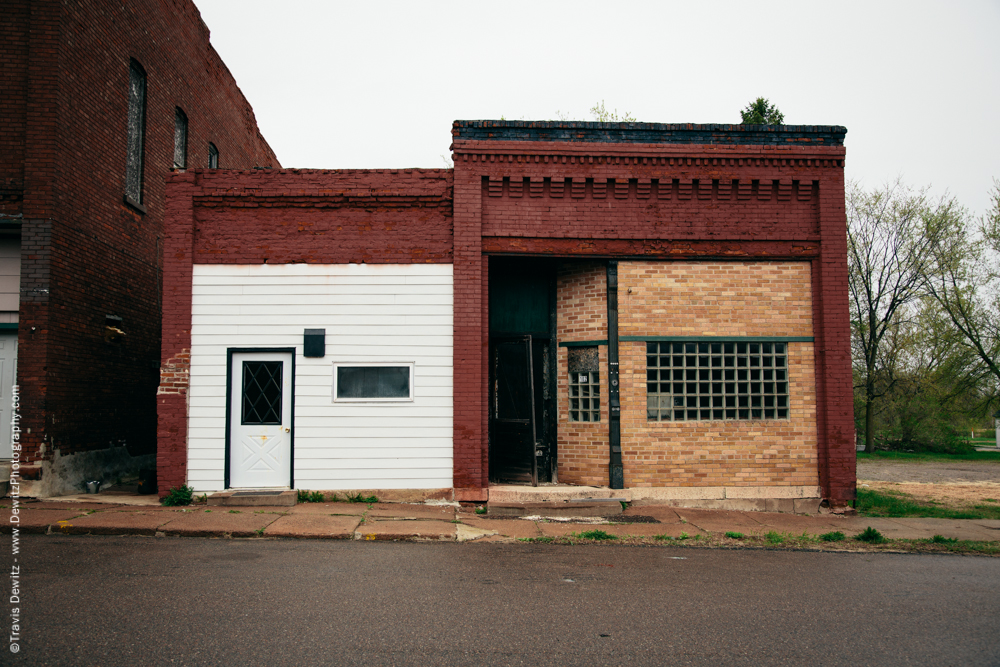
[558,340,608,348]
[0,323,17,330]
[621,336,814,343]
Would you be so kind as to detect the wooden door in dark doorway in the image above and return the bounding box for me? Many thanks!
[490,336,538,485]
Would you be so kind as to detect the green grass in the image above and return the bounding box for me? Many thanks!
[724,531,744,539]
[518,536,555,543]
[857,450,1000,462]
[819,531,846,542]
[575,529,617,541]
[856,526,886,544]
[765,530,785,545]
[856,488,1000,520]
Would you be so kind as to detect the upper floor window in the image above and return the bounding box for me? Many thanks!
[173,108,188,169]
[125,59,146,206]
[208,142,219,169]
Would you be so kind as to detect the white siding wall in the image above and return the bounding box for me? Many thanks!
[188,263,453,492]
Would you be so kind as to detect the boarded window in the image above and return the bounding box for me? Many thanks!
[334,364,412,401]
[208,142,219,169]
[173,108,188,169]
[125,59,146,204]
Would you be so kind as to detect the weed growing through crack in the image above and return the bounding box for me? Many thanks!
[931,534,958,544]
[724,531,744,539]
[345,493,378,504]
[475,506,487,515]
[653,534,674,541]
[161,485,194,506]
[819,531,846,542]
[228,510,241,514]
[856,526,886,544]
[576,529,617,541]
[765,531,785,545]
[518,536,555,543]
[678,532,689,540]
[255,527,265,537]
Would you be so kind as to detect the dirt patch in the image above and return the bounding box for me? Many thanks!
[860,480,1000,506]
[858,458,1000,507]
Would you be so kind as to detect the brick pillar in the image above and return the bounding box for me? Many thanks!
[156,172,197,496]
[452,154,487,501]
[815,168,855,505]
[16,0,61,468]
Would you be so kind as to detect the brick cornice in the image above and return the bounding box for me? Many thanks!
[451,140,845,166]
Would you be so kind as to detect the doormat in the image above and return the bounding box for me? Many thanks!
[232,490,285,497]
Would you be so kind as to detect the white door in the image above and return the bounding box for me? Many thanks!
[229,351,292,488]
[0,331,16,460]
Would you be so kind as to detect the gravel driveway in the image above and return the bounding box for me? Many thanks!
[857,459,1000,484]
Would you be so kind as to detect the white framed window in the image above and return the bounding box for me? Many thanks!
[333,362,414,402]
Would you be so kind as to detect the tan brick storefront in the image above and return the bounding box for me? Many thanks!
[557,260,819,493]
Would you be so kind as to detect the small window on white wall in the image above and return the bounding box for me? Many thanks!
[333,363,414,402]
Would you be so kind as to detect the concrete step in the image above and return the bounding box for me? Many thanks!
[488,498,625,518]
[208,489,297,507]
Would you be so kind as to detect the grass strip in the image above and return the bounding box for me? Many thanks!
[856,488,1000,520]
[857,450,1000,462]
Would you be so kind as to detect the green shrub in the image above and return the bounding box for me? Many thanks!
[161,484,194,507]
[856,526,886,543]
[575,529,616,541]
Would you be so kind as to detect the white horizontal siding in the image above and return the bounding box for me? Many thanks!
[188,263,453,493]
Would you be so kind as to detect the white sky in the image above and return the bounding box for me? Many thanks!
[195,0,999,216]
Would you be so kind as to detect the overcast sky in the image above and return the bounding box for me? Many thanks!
[194,0,999,216]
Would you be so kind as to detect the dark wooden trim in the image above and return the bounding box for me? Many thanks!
[621,336,814,343]
[607,261,623,490]
[558,340,608,347]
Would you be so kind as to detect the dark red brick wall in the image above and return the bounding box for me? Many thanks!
[451,138,855,504]
[158,169,453,494]
[15,0,279,472]
[0,0,30,216]
[190,170,453,264]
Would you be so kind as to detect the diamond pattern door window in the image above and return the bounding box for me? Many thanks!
[242,361,283,425]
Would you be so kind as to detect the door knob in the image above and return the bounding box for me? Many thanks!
[284,427,290,433]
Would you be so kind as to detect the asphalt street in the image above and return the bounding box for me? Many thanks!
[5,536,1000,666]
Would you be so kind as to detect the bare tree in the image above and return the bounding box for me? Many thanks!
[923,180,1000,410]
[848,180,937,452]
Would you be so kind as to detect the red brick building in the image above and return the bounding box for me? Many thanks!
[1,0,279,495]
[158,121,855,510]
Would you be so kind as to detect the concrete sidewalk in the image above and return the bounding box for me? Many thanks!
[3,497,999,545]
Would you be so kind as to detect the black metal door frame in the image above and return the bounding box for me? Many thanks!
[489,335,538,486]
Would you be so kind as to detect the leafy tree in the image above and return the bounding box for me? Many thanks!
[740,97,785,125]
[923,179,1000,412]
[848,180,940,452]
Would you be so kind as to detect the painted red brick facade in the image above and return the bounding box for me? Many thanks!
[158,122,854,506]
[1,0,278,492]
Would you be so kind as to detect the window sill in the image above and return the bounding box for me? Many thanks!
[123,195,147,214]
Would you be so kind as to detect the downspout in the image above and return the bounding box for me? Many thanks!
[607,261,623,489]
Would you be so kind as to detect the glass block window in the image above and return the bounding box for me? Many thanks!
[568,346,600,422]
[125,59,146,204]
[242,361,282,425]
[334,364,413,402]
[646,341,789,421]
